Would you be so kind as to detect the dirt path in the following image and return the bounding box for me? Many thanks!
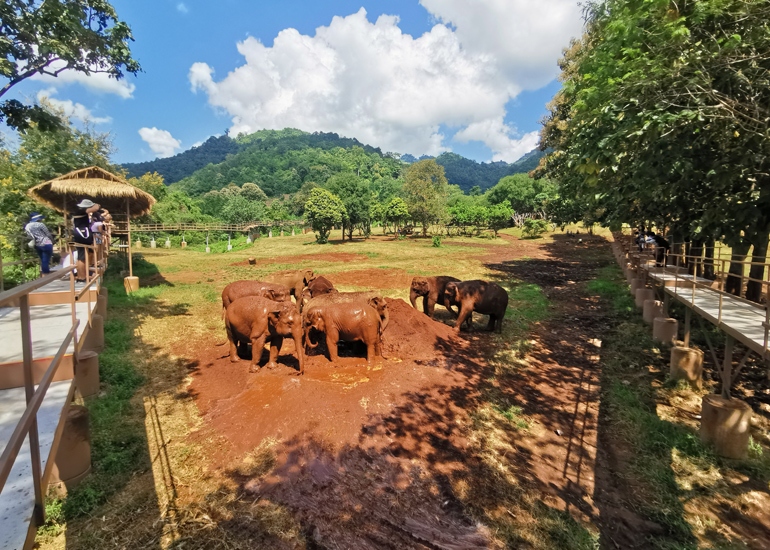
[183,233,613,548]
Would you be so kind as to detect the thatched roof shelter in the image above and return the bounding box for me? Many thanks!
[28,166,155,217]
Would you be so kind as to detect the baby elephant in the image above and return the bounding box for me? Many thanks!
[304,301,382,364]
[444,280,509,333]
[299,275,338,307]
[221,280,292,316]
[409,275,460,317]
[225,296,305,374]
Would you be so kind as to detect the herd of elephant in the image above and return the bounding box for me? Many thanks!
[221,269,509,375]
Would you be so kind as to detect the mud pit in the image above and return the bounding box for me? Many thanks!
[185,235,611,549]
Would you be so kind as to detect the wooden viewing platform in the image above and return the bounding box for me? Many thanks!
[0,265,104,550]
[614,235,769,390]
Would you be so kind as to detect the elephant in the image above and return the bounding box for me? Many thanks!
[266,269,314,303]
[300,275,338,306]
[221,280,292,318]
[224,296,305,374]
[409,275,460,317]
[303,301,382,363]
[444,280,509,333]
[303,291,389,331]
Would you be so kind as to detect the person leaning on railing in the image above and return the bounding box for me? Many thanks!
[24,212,54,275]
[72,199,100,282]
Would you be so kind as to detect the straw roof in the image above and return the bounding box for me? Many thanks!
[28,166,156,217]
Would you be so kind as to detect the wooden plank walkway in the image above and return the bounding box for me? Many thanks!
[644,268,769,358]
[0,277,97,550]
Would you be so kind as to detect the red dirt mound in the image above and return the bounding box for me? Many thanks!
[382,298,465,361]
[230,252,367,267]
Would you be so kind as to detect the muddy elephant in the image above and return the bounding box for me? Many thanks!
[221,280,292,318]
[409,275,460,317]
[303,301,382,363]
[300,275,338,306]
[303,291,389,331]
[266,269,314,302]
[224,296,305,374]
[444,280,508,333]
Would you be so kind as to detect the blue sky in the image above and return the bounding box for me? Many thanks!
[6,0,583,165]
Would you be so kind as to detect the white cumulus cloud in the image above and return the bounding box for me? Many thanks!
[31,59,136,98]
[139,127,182,158]
[36,88,112,124]
[177,3,189,14]
[189,4,581,161]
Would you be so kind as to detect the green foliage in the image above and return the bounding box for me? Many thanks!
[240,182,268,202]
[486,173,557,214]
[220,194,265,224]
[149,191,211,224]
[1,0,140,131]
[171,130,401,197]
[432,235,442,247]
[487,201,513,236]
[434,150,545,193]
[541,0,770,252]
[522,218,549,238]
[304,188,346,243]
[384,196,409,233]
[403,159,449,235]
[325,172,371,240]
[127,172,167,201]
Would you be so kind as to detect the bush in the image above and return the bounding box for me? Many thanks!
[522,218,549,238]
[432,235,442,247]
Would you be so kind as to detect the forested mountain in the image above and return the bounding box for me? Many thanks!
[170,129,402,197]
[432,150,545,192]
[122,134,242,183]
[122,127,544,195]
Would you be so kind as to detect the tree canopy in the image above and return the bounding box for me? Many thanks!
[539,0,770,300]
[402,159,449,234]
[1,0,140,131]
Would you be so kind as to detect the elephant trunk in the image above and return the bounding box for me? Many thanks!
[293,325,305,374]
[409,289,419,309]
[305,323,319,349]
[381,307,390,332]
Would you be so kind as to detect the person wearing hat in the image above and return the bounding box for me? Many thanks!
[72,199,100,281]
[25,212,55,275]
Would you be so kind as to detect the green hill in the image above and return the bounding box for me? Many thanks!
[121,127,544,196]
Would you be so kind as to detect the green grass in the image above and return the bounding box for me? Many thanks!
[593,263,770,547]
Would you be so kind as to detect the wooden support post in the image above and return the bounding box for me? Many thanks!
[722,335,734,399]
[684,308,692,348]
[663,293,671,317]
[20,295,45,526]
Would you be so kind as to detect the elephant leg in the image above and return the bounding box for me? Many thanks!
[366,341,375,364]
[249,333,268,372]
[421,296,430,316]
[454,305,472,332]
[227,326,240,362]
[267,335,283,369]
[486,314,496,331]
[496,314,504,333]
[326,329,340,362]
[444,298,459,318]
[426,298,436,317]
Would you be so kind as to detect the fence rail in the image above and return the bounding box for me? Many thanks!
[116,221,305,233]
[0,267,78,532]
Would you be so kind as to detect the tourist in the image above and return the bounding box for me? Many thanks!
[72,199,100,282]
[24,212,54,275]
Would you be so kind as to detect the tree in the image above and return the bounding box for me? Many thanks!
[128,172,166,200]
[1,0,140,131]
[240,182,268,202]
[384,197,409,235]
[402,159,449,235]
[540,0,770,303]
[304,188,346,244]
[150,191,210,224]
[325,172,371,240]
[487,201,513,237]
[486,174,556,214]
[220,194,265,225]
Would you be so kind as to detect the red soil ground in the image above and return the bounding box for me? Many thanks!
[181,235,616,548]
